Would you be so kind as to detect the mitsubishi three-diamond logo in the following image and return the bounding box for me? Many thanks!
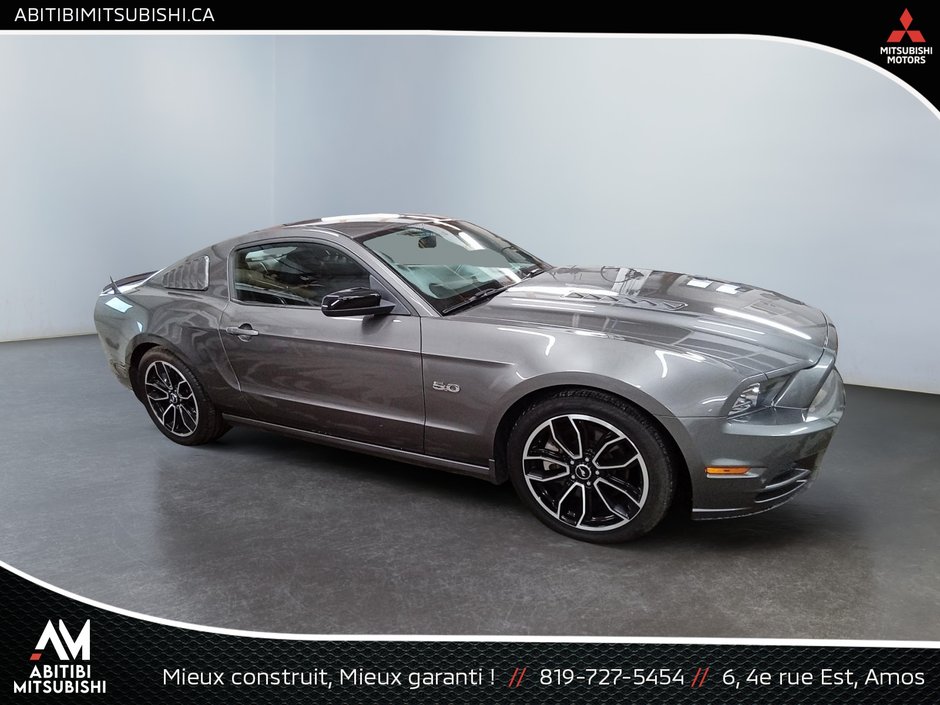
[887,9,925,43]
[881,8,932,64]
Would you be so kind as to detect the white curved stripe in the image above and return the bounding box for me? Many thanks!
[1,561,938,647]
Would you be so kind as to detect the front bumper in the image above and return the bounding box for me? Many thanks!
[663,368,845,518]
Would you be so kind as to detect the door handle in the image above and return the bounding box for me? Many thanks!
[224,325,260,337]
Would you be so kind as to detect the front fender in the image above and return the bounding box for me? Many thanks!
[421,317,746,466]
[483,370,675,443]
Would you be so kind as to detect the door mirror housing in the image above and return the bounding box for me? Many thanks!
[321,288,395,317]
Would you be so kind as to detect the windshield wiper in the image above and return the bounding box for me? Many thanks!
[521,265,545,279]
[441,285,514,315]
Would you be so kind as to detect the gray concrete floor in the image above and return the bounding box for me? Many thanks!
[0,335,938,639]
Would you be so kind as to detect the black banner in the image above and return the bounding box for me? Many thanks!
[2,565,938,703]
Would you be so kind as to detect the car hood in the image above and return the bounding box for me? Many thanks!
[458,266,831,375]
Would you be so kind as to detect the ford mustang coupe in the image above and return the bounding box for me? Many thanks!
[94,214,844,542]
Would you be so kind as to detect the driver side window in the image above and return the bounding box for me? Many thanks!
[233,242,372,307]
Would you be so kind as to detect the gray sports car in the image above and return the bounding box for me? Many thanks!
[94,214,844,542]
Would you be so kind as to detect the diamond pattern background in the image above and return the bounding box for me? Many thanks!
[2,566,938,703]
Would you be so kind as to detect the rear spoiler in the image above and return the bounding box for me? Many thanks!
[103,271,157,295]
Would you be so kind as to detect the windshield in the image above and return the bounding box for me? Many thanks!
[359,221,547,314]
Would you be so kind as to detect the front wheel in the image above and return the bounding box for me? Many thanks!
[507,390,676,543]
[137,347,229,446]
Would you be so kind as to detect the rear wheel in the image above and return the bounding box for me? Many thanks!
[138,347,228,445]
[507,390,675,543]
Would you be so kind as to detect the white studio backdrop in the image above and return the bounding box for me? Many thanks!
[1,35,938,394]
[0,37,275,339]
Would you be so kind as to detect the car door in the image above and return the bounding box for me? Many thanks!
[218,238,425,453]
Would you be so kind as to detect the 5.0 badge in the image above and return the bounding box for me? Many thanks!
[432,381,460,393]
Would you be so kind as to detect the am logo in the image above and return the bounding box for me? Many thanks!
[13,619,105,695]
[30,620,91,662]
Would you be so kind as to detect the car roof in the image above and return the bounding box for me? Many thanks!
[205,213,462,256]
[283,213,458,240]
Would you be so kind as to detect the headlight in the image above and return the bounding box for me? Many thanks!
[729,384,760,415]
[728,377,788,417]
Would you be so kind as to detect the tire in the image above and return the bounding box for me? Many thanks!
[507,390,676,543]
[137,347,229,446]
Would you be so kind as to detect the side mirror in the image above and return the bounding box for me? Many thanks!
[321,288,395,317]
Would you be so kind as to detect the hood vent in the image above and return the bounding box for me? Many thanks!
[563,291,687,311]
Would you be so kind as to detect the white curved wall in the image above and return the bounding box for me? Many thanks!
[1,35,937,394]
[273,36,940,394]
[0,37,275,340]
